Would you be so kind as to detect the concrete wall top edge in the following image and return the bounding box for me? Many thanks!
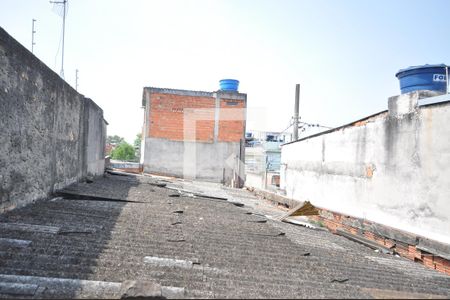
[84,98,104,115]
[282,110,388,147]
[0,26,81,98]
[419,99,450,109]
[143,87,246,99]
[1,26,103,112]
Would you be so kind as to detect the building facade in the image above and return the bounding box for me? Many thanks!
[141,87,247,186]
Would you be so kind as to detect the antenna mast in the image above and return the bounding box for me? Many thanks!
[31,19,36,53]
[293,84,300,141]
[50,0,67,78]
[75,69,79,91]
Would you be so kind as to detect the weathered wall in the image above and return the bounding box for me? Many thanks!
[142,88,246,184]
[84,98,107,177]
[144,137,239,183]
[0,27,106,211]
[281,91,450,245]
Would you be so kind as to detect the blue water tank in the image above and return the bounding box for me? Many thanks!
[395,64,448,94]
[219,79,239,92]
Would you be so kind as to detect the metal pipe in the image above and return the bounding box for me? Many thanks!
[293,84,300,141]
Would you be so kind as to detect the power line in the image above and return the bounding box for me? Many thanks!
[279,119,294,134]
[299,121,333,129]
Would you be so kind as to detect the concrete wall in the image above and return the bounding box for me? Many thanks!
[85,99,107,177]
[281,91,450,245]
[0,27,106,211]
[143,137,239,183]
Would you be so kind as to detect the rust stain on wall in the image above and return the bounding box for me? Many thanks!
[366,164,375,178]
[353,120,369,127]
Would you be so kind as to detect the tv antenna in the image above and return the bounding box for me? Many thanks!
[50,0,68,78]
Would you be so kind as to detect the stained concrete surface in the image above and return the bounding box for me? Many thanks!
[281,95,450,245]
[143,137,240,184]
[0,27,106,212]
[0,173,448,299]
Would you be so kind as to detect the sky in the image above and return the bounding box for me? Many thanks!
[1,0,450,143]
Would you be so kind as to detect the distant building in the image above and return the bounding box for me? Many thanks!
[245,130,291,147]
[141,87,247,186]
[244,130,290,190]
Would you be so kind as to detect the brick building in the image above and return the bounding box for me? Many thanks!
[141,87,247,186]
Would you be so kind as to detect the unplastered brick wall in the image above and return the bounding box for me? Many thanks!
[218,99,246,142]
[145,89,246,142]
[148,92,215,141]
[141,87,247,185]
[249,188,450,276]
[307,208,450,276]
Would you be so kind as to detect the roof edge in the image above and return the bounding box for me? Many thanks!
[142,86,247,103]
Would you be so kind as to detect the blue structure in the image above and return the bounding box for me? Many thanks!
[396,64,448,94]
[219,79,239,92]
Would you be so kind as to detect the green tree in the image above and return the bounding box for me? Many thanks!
[106,135,124,145]
[110,142,136,161]
[134,133,142,149]
[133,133,142,161]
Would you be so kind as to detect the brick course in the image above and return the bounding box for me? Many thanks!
[310,206,450,276]
[147,92,245,143]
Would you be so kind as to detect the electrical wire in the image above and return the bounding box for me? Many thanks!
[279,119,294,134]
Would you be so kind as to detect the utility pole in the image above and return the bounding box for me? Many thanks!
[31,19,36,54]
[50,0,67,78]
[75,69,79,91]
[293,84,300,141]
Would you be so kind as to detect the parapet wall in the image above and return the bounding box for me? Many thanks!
[0,27,106,211]
[281,91,450,246]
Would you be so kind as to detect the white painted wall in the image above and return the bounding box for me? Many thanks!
[281,93,450,245]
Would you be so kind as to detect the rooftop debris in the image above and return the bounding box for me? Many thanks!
[281,201,319,219]
[56,191,145,203]
[331,278,349,284]
[336,229,393,255]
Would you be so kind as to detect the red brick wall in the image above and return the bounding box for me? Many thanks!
[147,92,245,143]
[218,99,246,142]
[308,209,450,276]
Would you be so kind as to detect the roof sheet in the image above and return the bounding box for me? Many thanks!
[0,174,448,298]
